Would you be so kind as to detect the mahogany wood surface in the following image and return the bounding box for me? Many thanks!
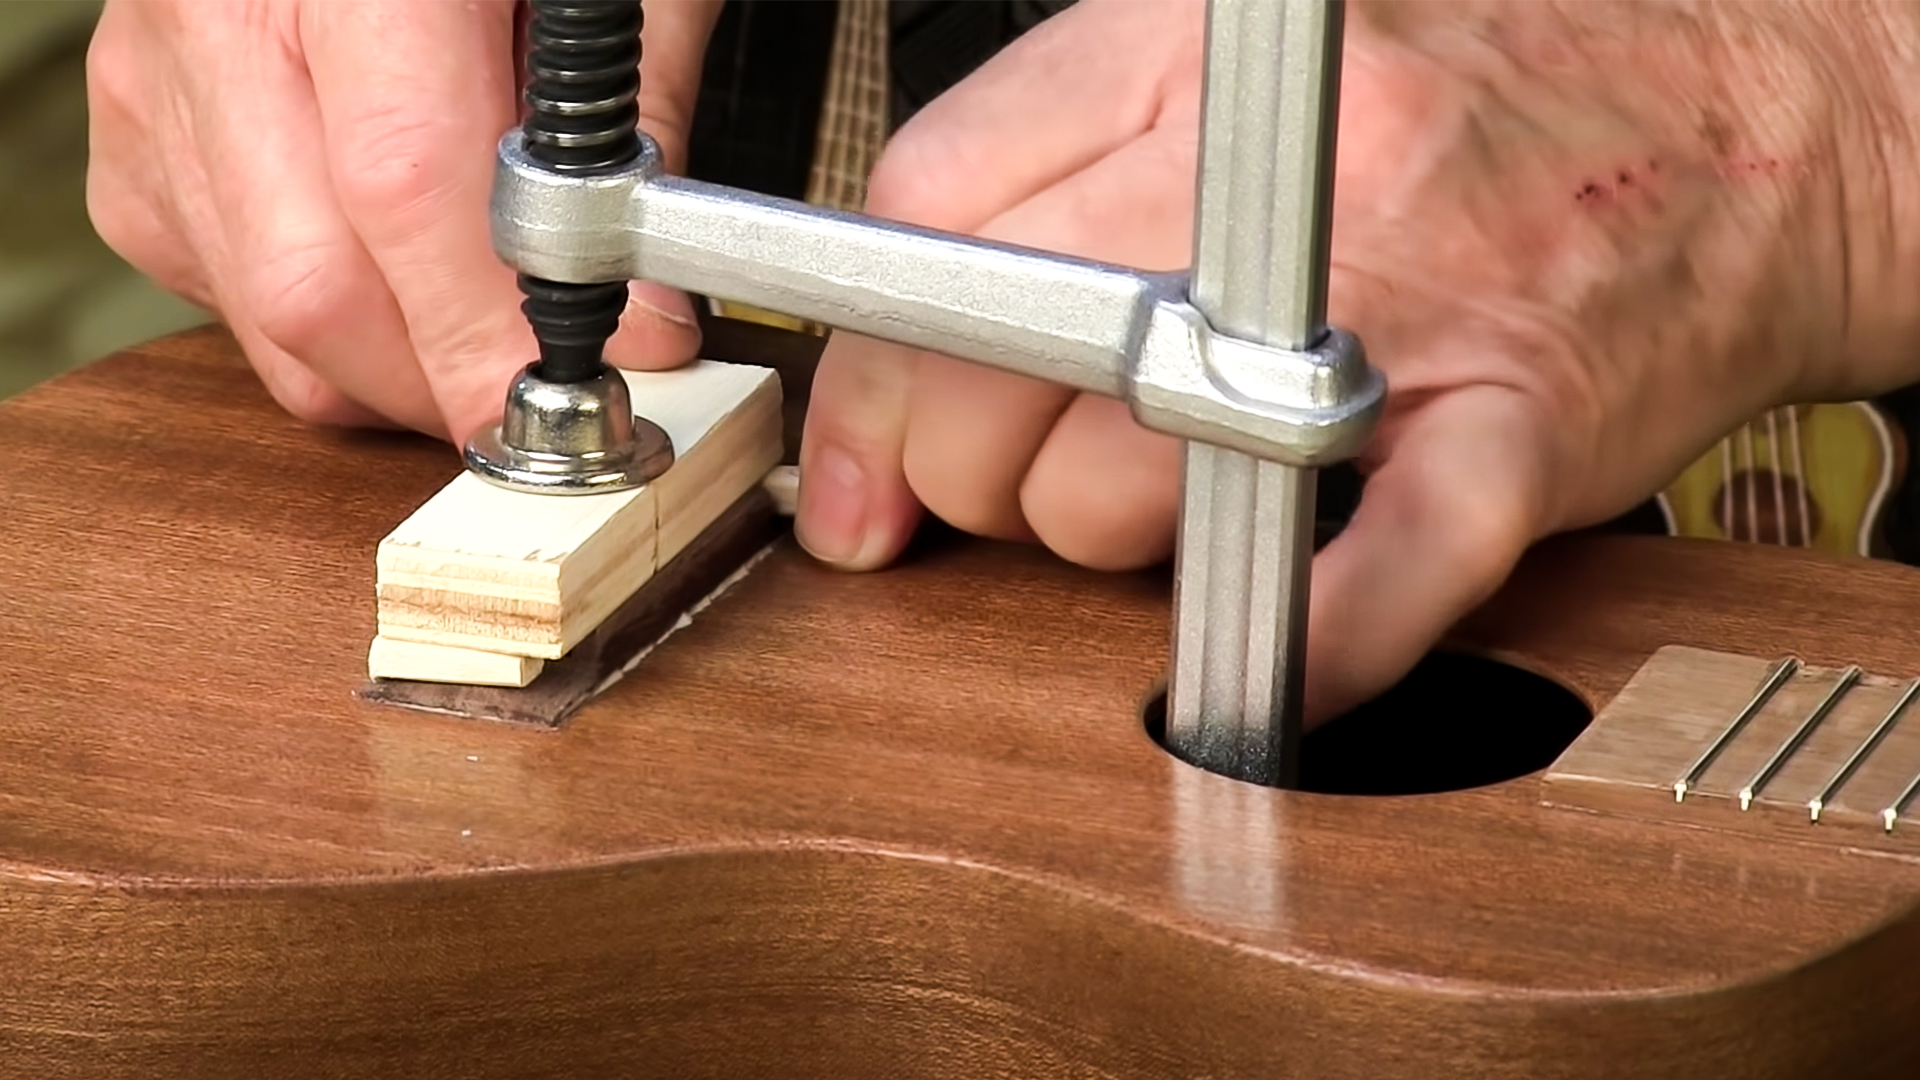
[7,327,1920,1078]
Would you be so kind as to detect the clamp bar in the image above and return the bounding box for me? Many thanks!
[1166,0,1345,786]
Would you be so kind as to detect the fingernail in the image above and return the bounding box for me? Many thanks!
[627,288,698,329]
[796,445,869,565]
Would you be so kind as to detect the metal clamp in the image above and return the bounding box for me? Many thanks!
[486,0,1375,789]
[489,134,1382,470]
[464,361,674,494]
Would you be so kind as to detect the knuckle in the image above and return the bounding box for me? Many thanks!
[902,440,1024,542]
[84,33,138,115]
[1445,481,1538,586]
[1023,468,1175,572]
[83,172,202,303]
[238,246,355,358]
[329,111,466,225]
[83,174,146,259]
[862,131,964,227]
[256,362,357,427]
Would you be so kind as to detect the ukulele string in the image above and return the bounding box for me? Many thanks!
[1766,408,1787,545]
[1742,422,1759,543]
[1728,434,1743,541]
[1786,405,1812,547]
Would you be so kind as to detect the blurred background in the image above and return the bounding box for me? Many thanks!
[0,1,208,401]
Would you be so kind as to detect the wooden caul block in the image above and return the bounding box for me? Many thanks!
[368,635,545,688]
[372,361,781,676]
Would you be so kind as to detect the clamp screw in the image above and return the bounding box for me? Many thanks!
[465,0,673,494]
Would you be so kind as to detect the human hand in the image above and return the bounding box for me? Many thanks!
[795,0,1920,723]
[86,0,721,444]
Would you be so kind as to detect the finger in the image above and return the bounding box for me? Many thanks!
[186,12,444,436]
[603,280,702,373]
[632,0,725,174]
[1021,395,1183,569]
[905,127,1196,548]
[223,312,391,430]
[799,1,1201,569]
[867,0,1202,232]
[300,1,538,443]
[795,330,925,569]
[1303,386,1552,726]
[901,349,1064,543]
[600,0,721,371]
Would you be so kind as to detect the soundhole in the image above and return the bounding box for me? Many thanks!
[1142,653,1593,795]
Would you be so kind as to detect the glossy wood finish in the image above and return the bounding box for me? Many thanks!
[7,328,1920,1078]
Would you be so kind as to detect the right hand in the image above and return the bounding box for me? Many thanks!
[85,0,721,444]
[795,0,1920,725]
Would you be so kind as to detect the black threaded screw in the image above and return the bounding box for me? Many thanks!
[520,0,643,383]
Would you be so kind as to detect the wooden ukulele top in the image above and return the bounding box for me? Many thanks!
[9,328,1920,1077]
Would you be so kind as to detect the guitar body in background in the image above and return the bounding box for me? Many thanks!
[1658,402,1904,558]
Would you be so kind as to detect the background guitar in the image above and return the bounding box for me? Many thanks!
[1657,402,1906,560]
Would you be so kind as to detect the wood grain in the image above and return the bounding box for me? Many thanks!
[367,635,545,687]
[8,326,1920,1078]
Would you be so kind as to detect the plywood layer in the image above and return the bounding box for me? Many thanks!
[374,362,781,666]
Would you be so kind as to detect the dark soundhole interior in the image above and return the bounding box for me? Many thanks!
[1144,652,1593,795]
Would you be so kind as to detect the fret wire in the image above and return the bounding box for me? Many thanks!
[1766,410,1786,545]
[1742,424,1758,543]
[1738,665,1860,811]
[1785,407,1812,547]
[1674,656,1800,802]
[1885,764,1920,833]
[1809,677,1920,822]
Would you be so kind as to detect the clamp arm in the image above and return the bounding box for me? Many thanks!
[491,136,1379,469]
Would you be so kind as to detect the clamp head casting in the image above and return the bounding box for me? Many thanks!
[464,363,674,494]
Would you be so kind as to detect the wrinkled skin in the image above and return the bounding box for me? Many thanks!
[85,0,722,443]
[793,0,1920,722]
[88,0,1920,725]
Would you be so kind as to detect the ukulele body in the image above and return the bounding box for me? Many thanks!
[1657,402,1903,557]
[5,330,1920,1079]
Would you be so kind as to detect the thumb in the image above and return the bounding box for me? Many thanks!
[795,331,927,570]
[1305,386,1554,725]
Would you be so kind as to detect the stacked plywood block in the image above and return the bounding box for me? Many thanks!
[369,362,782,686]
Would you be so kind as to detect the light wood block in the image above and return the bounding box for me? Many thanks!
[374,362,781,661]
[368,636,544,688]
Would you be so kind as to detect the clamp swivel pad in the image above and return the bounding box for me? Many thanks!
[463,363,674,495]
